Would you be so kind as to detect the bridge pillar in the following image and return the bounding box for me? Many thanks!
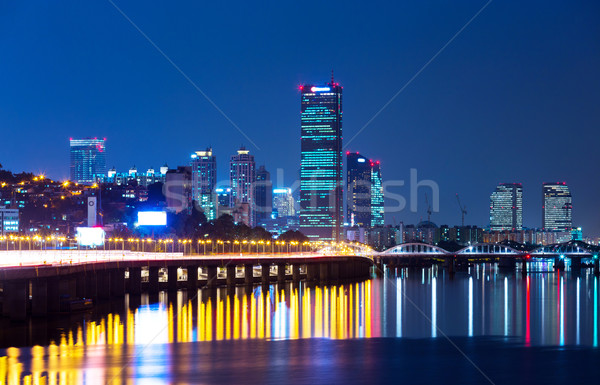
[306,264,319,282]
[277,264,286,282]
[97,270,111,300]
[244,264,254,285]
[570,257,582,271]
[31,278,48,317]
[206,266,218,288]
[167,266,179,292]
[4,281,28,321]
[261,264,271,285]
[498,257,516,270]
[148,266,160,294]
[521,260,528,276]
[554,257,565,271]
[187,266,199,290]
[445,256,455,274]
[330,263,340,281]
[85,271,98,300]
[227,265,237,286]
[110,269,126,297]
[292,264,301,282]
[594,258,599,276]
[319,263,329,283]
[129,267,142,295]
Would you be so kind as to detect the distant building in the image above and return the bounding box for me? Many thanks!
[543,182,572,232]
[490,183,523,231]
[254,165,272,223]
[191,148,217,221]
[299,79,343,241]
[273,188,295,218]
[165,166,192,214]
[0,208,19,235]
[216,187,233,211]
[70,138,106,184]
[101,166,166,187]
[371,161,384,226]
[230,147,256,226]
[346,152,384,228]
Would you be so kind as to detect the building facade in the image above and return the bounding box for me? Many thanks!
[346,152,371,227]
[230,147,256,226]
[371,161,384,227]
[69,138,106,184]
[273,188,295,218]
[299,80,343,241]
[254,165,272,224]
[542,182,572,232]
[489,183,523,231]
[0,208,19,235]
[191,148,217,221]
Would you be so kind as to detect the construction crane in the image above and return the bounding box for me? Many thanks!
[456,193,467,226]
[425,193,432,222]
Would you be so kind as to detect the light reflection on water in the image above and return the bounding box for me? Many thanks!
[0,265,599,383]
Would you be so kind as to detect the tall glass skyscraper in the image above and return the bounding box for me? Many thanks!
[370,160,384,227]
[70,138,106,184]
[543,182,572,231]
[190,148,217,221]
[230,147,256,226]
[489,183,523,231]
[300,79,343,241]
[254,165,272,223]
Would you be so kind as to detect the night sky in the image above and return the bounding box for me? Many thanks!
[1,1,599,234]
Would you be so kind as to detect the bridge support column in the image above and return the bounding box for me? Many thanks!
[521,260,528,276]
[594,258,599,276]
[570,257,582,271]
[187,266,199,290]
[148,267,160,294]
[167,266,179,292]
[129,267,142,295]
[227,265,237,286]
[206,266,217,288]
[445,256,455,274]
[498,257,516,270]
[330,263,340,281]
[47,277,60,312]
[319,263,329,283]
[554,257,565,271]
[261,264,270,285]
[244,264,254,285]
[4,281,28,321]
[292,264,301,282]
[306,264,318,282]
[31,278,48,317]
[111,269,126,297]
[277,264,286,282]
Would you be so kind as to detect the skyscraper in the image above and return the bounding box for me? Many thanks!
[273,188,296,218]
[69,138,106,184]
[370,160,384,227]
[543,182,572,231]
[299,78,343,241]
[346,152,372,227]
[489,183,523,231]
[230,146,256,226]
[254,165,272,224]
[191,148,217,221]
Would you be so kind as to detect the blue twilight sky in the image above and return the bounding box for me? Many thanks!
[1,1,599,234]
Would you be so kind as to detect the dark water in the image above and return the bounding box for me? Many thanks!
[1,263,599,384]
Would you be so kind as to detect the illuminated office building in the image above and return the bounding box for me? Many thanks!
[254,165,272,223]
[273,188,296,218]
[0,208,19,235]
[230,146,256,226]
[69,138,106,184]
[489,183,523,231]
[299,78,343,241]
[543,182,572,231]
[370,160,384,227]
[191,148,217,220]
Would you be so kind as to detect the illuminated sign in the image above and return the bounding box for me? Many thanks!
[310,86,331,92]
[357,158,366,163]
[273,188,291,194]
[76,227,105,247]
[138,211,167,226]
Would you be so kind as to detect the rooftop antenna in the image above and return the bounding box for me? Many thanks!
[456,193,467,226]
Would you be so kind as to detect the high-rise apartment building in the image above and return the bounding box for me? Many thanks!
[299,78,343,241]
[346,152,384,227]
[191,148,217,221]
[70,138,106,184]
[370,160,384,227]
[230,147,256,226]
[489,183,523,231]
[543,182,572,231]
[254,165,272,223]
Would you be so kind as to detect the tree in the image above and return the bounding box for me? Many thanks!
[278,230,309,243]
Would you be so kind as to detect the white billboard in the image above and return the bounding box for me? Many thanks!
[138,211,167,226]
[76,227,105,247]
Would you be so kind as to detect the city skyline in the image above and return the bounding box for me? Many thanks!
[1,1,598,233]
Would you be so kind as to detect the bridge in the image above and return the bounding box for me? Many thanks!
[0,250,373,321]
[376,240,600,273]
